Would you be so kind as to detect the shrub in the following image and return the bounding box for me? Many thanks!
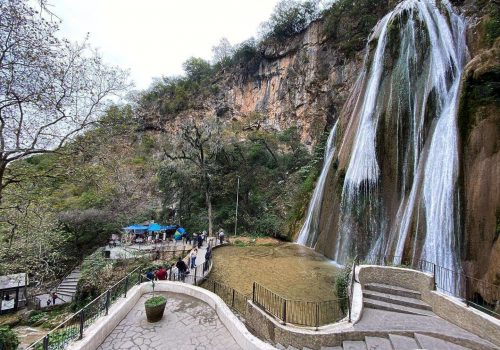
[145,295,167,307]
[0,326,19,350]
[334,264,351,314]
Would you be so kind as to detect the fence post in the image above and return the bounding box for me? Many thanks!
[105,290,110,316]
[213,281,216,294]
[282,299,287,324]
[43,335,49,350]
[433,264,437,290]
[139,273,143,284]
[124,276,129,298]
[315,302,320,330]
[169,266,173,281]
[79,310,85,339]
[232,289,235,308]
[194,267,198,285]
[252,282,256,303]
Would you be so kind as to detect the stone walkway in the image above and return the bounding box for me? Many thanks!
[96,292,241,350]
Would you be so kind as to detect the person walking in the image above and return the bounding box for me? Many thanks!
[218,229,225,245]
[203,248,211,272]
[51,292,58,305]
[197,233,203,248]
[190,248,198,269]
[176,257,188,282]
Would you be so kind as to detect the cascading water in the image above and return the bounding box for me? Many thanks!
[297,0,468,291]
[297,120,339,247]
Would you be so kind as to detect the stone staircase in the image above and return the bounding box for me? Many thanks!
[54,267,81,303]
[362,283,433,317]
[276,333,471,350]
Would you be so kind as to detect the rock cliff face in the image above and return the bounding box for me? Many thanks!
[210,20,363,148]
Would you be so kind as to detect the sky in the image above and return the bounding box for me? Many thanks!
[46,0,281,90]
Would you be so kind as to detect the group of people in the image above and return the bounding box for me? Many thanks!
[143,228,226,284]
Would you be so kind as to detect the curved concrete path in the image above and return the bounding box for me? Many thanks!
[96,292,241,350]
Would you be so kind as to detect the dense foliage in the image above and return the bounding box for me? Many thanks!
[0,326,19,350]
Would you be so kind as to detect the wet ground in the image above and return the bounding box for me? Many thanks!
[209,243,340,301]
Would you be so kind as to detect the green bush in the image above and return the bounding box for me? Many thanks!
[0,326,19,350]
[145,295,167,307]
[334,265,351,314]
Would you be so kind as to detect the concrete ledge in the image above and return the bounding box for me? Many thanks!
[68,281,275,350]
[424,290,500,346]
[357,265,434,295]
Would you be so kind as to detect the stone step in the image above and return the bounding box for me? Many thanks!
[55,290,75,298]
[363,290,432,311]
[388,334,420,350]
[364,336,393,350]
[364,283,421,299]
[343,341,367,350]
[320,347,342,350]
[364,298,434,317]
[414,333,471,350]
[59,282,78,289]
[56,287,77,293]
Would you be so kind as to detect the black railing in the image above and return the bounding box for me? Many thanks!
[26,267,142,350]
[363,253,500,318]
[252,282,347,328]
[201,279,249,316]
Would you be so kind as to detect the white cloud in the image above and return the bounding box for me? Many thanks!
[48,0,280,89]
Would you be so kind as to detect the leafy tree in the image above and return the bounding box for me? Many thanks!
[0,0,129,202]
[163,117,221,235]
[182,57,213,83]
[262,0,320,41]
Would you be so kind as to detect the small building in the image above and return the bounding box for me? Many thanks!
[0,273,28,314]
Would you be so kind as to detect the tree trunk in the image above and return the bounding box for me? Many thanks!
[206,190,213,236]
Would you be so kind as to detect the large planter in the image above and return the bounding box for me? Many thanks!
[145,296,167,323]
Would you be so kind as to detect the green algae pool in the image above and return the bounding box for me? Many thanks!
[208,243,341,301]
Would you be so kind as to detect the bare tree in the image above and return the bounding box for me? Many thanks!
[212,37,233,65]
[164,117,221,236]
[0,0,129,202]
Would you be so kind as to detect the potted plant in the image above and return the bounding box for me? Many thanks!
[145,295,167,322]
[144,280,167,322]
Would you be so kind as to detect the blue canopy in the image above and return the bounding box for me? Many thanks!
[147,223,162,232]
[123,224,148,231]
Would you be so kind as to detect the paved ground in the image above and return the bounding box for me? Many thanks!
[96,291,241,350]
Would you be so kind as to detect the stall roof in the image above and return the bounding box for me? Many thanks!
[123,224,148,230]
[0,273,27,290]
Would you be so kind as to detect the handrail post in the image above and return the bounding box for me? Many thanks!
[252,282,256,303]
[169,266,173,281]
[194,266,198,285]
[232,289,235,308]
[124,276,128,297]
[315,302,320,330]
[282,299,287,324]
[43,335,49,350]
[433,263,437,290]
[79,310,85,339]
[105,290,110,316]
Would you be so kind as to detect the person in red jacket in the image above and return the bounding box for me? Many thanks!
[155,266,167,280]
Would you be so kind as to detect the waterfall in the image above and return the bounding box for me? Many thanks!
[298,0,468,289]
[297,120,339,247]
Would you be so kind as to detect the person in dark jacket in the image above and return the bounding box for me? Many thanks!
[146,269,155,281]
[203,249,211,272]
[176,257,188,282]
[197,233,203,248]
